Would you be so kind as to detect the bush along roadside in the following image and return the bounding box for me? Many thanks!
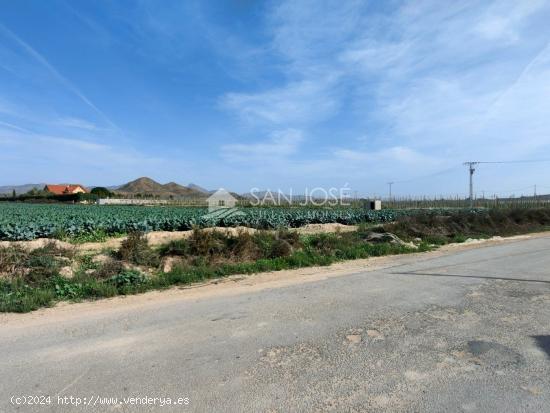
[385,208,550,244]
[1,208,549,313]
[0,227,416,313]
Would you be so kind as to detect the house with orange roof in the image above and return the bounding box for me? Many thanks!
[44,184,89,195]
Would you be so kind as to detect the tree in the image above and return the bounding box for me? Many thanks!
[90,187,113,198]
[11,189,16,198]
[23,188,49,198]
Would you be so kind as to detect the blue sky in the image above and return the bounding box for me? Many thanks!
[1,0,550,197]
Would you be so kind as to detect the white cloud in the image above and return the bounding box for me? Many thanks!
[221,129,303,162]
[219,0,362,128]
[221,78,340,125]
[55,117,101,131]
[0,120,31,133]
[334,0,550,160]
[0,129,162,168]
[474,0,546,43]
[216,0,550,194]
[2,0,549,194]
[268,0,363,67]
[334,146,438,165]
[476,16,519,43]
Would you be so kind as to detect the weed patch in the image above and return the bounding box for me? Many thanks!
[55,229,125,244]
[385,208,550,244]
[116,232,159,267]
[0,242,74,284]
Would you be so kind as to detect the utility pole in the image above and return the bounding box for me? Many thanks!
[387,182,394,201]
[462,159,550,206]
[463,162,478,208]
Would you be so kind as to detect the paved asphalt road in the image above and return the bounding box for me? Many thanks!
[1,236,549,412]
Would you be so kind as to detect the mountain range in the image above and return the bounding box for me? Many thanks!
[0,183,45,195]
[114,177,207,198]
[187,183,212,194]
[0,178,212,198]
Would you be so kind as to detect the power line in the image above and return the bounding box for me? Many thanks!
[463,159,550,207]
[391,164,462,185]
[386,160,550,201]
[387,165,463,197]
[465,159,550,164]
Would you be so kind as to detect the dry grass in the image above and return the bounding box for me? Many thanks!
[159,228,301,266]
[115,231,160,267]
[386,208,550,244]
[0,241,74,283]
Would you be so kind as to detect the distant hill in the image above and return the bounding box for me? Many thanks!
[163,182,200,197]
[89,185,121,191]
[187,183,212,194]
[0,183,45,195]
[115,177,206,198]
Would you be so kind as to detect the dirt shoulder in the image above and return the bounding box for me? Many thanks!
[2,230,548,327]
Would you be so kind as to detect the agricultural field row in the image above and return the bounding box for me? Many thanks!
[0,203,461,241]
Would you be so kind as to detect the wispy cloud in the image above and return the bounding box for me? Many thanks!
[0,23,119,131]
[334,146,438,165]
[219,0,365,129]
[1,1,549,193]
[221,129,303,162]
[216,0,550,193]
[221,77,340,125]
[474,0,546,43]
[0,127,165,184]
[344,0,550,161]
[0,120,32,133]
[54,117,101,131]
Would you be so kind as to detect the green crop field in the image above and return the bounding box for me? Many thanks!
[0,203,411,241]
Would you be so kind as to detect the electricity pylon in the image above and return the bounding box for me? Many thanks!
[387,182,394,200]
[464,162,478,208]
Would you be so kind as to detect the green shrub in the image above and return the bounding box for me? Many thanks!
[76,254,99,272]
[50,276,84,299]
[423,235,448,245]
[80,280,119,298]
[305,233,340,255]
[0,242,74,284]
[93,258,126,279]
[0,280,55,313]
[116,232,159,267]
[179,228,226,257]
[0,246,27,277]
[108,270,147,289]
[451,234,468,243]
[386,208,550,243]
[161,228,302,264]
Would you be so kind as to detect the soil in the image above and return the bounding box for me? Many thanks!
[295,223,358,234]
[0,238,73,251]
[0,224,359,253]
